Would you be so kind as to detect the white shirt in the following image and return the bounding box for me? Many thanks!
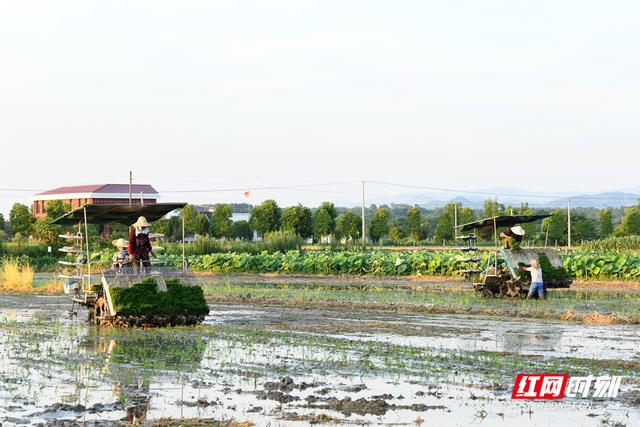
[526,267,543,283]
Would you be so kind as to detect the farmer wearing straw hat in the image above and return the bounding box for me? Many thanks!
[111,238,130,270]
[500,225,526,250]
[128,216,153,269]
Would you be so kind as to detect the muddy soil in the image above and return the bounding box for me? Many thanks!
[193,272,640,293]
[207,303,640,361]
[0,293,638,426]
[205,293,640,325]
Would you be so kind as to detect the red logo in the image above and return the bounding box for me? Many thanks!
[512,374,569,399]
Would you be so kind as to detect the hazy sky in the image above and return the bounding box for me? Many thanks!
[0,1,638,214]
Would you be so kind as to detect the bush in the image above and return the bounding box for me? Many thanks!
[0,242,62,271]
[582,235,640,252]
[163,230,302,256]
[0,259,34,292]
[261,230,303,253]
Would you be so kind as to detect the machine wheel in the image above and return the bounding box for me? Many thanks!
[504,281,521,298]
[474,283,497,297]
[93,296,110,326]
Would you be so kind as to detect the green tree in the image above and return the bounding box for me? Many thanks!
[572,215,597,242]
[435,204,473,242]
[180,204,197,235]
[405,207,422,242]
[336,211,362,240]
[541,209,567,245]
[249,200,281,236]
[166,215,186,242]
[31,218,59,244]
[514,202,537,240]
[194,213,209,236]
[33,200,72,244]
[318,201,338,221]
[598,209,614,238]
[281,204,313,239]
[368,208,390,243]
[388,219,403,242]
[483,198,504,218]
[0,213,5,232]
[152,217,170,239]
[230,220,253,241]
[617,205,640,236]
[9,203,34,237]
[157,215,183,242]
[478,199,505,240]
[209,204,233,238]
[312,202,338,240]
[45,200,70,220]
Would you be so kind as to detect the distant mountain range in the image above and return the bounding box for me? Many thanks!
[367,189,640,209]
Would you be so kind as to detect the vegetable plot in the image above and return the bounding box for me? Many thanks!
[153,250,640,280]
[562,251,640,279]
[159,250,480,276]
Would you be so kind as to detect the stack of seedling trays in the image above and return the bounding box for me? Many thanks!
[58,233,85,295]
[93,276,209,327]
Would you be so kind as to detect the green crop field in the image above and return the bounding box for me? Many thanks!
[151,249,640,280]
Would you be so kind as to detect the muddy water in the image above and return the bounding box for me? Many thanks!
[0,294,638,426]
[208,304,640,361]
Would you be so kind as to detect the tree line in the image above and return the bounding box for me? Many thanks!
[158,199,640,245]
[2,198,640,246]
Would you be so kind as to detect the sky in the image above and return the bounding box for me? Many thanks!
[0,1,638,215]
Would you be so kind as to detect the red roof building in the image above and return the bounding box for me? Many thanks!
[31,184,160,218]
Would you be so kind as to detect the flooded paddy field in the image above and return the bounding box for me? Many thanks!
[1,290,639,426]
[199,277,640,324]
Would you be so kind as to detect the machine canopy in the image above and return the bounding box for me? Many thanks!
[50,203,186,226]
[456,214,551,233]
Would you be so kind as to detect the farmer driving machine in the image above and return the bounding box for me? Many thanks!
[455,214,572,298]
[51,203,209,327]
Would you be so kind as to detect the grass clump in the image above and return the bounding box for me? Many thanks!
[110,278,209,316]
[0,259,34,292]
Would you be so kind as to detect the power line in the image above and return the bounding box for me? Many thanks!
[1,179,638,202]
[366,180,640,202]
[161,181,360,194]
[0,188,42,192]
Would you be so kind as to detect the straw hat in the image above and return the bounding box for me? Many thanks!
[112,238,128,248]
[511,226,526,236]
[131,216,150,228]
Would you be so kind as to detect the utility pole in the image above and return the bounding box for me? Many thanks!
[454,203,458,240]
[129,171,133,206]
[361,180,366,248]
[567,199,572,248]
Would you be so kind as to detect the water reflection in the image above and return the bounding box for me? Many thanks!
[502,326,564,354]
[78,331,208,422]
